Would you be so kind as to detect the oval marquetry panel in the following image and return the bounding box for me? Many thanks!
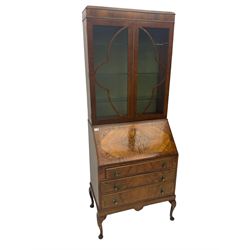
[94,119,178,166]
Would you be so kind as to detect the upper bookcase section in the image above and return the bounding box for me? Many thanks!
[82,6,175,23]
[83,6,175,125]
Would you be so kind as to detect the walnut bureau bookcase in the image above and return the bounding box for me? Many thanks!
[82,6,178,239]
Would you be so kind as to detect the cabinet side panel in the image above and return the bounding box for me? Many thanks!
[173,156,178,194]
[88,122,99,206]
[83,19,92,122]
[164,23,175,117]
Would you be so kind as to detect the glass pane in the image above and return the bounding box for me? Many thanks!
[93,25,128,120]
[136,27,169,115]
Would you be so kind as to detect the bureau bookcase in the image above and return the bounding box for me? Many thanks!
[82,6,178,239]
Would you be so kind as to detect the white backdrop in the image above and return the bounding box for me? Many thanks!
[0,0,250,249]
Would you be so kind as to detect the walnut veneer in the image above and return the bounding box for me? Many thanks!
[83,6,178,239]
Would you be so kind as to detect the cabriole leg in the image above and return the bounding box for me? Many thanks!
[169,200,176,221]
[89,184,94,208]
[97,213,106,239]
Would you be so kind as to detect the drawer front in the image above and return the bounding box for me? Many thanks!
[105,157,177,180]
[102,181,175,209]
[101,169,175,194]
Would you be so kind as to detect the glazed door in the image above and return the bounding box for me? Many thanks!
[89,21,173,124]
[135,24,173,119]
[91,22,132,123]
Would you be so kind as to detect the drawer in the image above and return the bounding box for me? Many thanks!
[101,170,175,194]
[102,181,175,209]
[105,157,177,180]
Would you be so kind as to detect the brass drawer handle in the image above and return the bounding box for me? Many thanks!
[112,199,118,205]
[161,176,166,182]
[113,171,119,177]
[160,188,165,196]
[162,162,167,169]
[113,185,119,191]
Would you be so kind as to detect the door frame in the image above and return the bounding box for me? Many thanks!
[86,18,134,125]
[132,21,175,121]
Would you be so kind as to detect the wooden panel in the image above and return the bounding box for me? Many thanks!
[88,122,99,206]
[94,119,178,166]
[99,195,175,216]
[83,6,175,23]
[82,19,92,122]
[105,157,176,180]
[102,181,175,209]
[101,169,175,194]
